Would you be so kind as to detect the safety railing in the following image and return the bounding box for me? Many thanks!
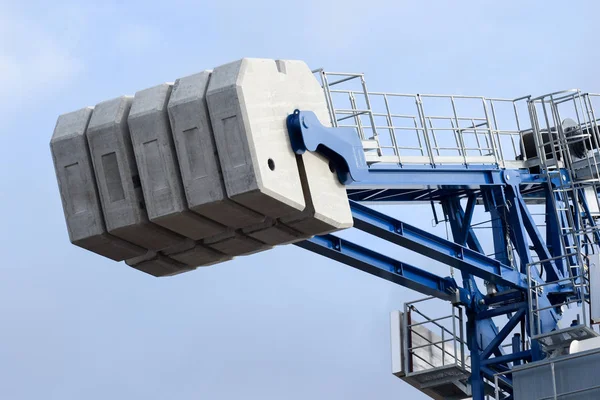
[495,348,600,400]
[527,257,591,343]
[402,297,467,376]
[313,69,532,169]
[527,90,600,312]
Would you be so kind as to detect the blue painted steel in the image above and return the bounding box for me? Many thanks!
[481,350,532,367]
[467,312,485,400]
[442,196,483,300]
[546,186,565,272]
[515,193,563,282]
[481,308,526,360]
[482,187,511,267]
[490,185,560,334]
[458,195,477,246]
[512,334,522,367]
[294,234,465,302]
[476,302,527,320]
[286,109,598,399]
[349,201,527,290]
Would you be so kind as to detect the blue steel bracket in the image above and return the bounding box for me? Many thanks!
[287,109,369,184]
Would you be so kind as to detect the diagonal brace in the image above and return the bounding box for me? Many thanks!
[295,234,465,302]
[481,308,526,360]
[349,201,527,290]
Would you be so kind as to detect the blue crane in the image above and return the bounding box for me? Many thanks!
[50,59,600,399]
[285,71,600,399]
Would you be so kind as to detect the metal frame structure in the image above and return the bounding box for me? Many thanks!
[287,70,600,399]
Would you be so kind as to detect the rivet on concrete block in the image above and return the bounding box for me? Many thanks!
[86,96,183,251]
[168,72,266,229]
[50,107,145,261]
[128,83,224,240]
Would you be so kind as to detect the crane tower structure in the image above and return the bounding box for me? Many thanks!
[50,58,600,399]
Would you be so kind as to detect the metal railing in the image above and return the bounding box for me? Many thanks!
[402,297,467,376]
[313,70,600,179]
[525,90,600,341]
[313,69,532,169]
[527,258,591,340]
[494,348,600,400]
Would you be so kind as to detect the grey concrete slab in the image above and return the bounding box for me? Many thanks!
[271,60,352,235]
[206,58,352,235]
[206,58,306,218]
[159,237,230,267]
[280,151,353,235]
[128,83,224,240]
[167,244,231,267]
[168,72,266,229]
[126,251,193,277]
[86,96,183,251]
[241,219,304,245]
[203,231,271,256]
[50,107,145,261]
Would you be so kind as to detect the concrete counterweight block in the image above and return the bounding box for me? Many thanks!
[241,218,304,245]
[128,84,224,240]
[86,96,183,251]
[126,251,193,277]
[280,151,353,236]
[161,238,231,267]
[203,231,272,256]
[206,58,353,234]
[168,71,305,247]
[50,108,146,261]
[168,72,266,229]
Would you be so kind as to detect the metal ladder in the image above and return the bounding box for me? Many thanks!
[526,91,599,342]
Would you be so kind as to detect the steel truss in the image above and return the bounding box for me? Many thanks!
[289,107,600,399]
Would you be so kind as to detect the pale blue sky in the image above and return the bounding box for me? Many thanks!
[1,1,599,399]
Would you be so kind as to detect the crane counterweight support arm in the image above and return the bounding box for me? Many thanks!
[295,234,466,302]
[349,201,527,291]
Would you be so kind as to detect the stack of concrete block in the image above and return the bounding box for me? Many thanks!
[50,58,353,277]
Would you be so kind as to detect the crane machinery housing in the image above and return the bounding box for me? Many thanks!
[50,58,600,400]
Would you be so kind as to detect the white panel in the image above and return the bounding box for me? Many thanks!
[390,311,405,377]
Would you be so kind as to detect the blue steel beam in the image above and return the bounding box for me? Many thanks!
[457,194,477,246]
[348,201,527,290]
[481,308,526,360]
[476,302,527,320]
[481,350,532,366]
[295,234,464,302]
[515,193,563,282]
